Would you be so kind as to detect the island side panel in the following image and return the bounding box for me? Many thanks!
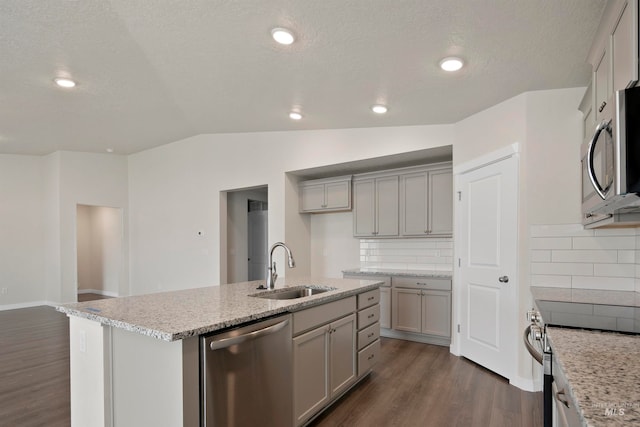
[111,328,199,427]
[69,316,112,427]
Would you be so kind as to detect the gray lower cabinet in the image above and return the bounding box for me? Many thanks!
[293,297,362,426]
[392,277,451,341]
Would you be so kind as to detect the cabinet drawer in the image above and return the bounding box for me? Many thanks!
[293,296,356,336]
[392,277,451,291]
[357,288,380,309]
[357,322,379,350]
[358,304,380,329]
[357,339,380,377]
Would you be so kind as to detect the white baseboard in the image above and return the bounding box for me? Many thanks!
[78,289,119,298]
[0,300,58,311]
[510,374,542,392]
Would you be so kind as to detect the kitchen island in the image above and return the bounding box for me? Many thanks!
[57,276,382,427]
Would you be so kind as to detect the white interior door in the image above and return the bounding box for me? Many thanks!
[456,153,518,380]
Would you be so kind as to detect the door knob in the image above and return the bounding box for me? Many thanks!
[498,276,509,283]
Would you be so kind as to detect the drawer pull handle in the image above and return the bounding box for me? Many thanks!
[417,282,427,286]
[367,354,375,361]
[367,314,375,319]
[367,332,375,338]
[555,388,570,408]
[368,296,375,301]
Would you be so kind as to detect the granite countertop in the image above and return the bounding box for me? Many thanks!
[546,327,640,426]
[342,267,452,279]
[57,276,381,342]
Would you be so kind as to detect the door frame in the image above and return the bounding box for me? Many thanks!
[451,143,520,358]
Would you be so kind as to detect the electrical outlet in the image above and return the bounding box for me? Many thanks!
[0,287,7,295]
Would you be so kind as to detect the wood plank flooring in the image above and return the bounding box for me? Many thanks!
[0,306,542,427]
[310,338,543,427]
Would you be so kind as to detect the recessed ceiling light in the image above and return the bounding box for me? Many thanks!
[106,148,114,153]
[372,105,388,114]
[439,57,464,72]
[271,28,295,45]
[54,77,77,88]
[289,111,303,120]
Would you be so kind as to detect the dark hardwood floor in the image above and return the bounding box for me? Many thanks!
[0,306,542,427]
[311,338,543,427]
[77,293,112,302]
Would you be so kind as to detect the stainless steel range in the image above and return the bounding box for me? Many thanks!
[524,287,640,427]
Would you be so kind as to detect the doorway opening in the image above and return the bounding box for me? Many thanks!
[76,204,123,302]
[225,186,268,284]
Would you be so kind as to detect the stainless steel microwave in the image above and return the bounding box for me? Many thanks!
[581,87,640,226]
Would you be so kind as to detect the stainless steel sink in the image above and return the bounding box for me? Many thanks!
[251,286,336,300]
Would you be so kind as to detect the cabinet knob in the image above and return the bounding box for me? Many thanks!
[498,276,509,283]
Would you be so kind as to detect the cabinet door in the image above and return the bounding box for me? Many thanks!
[594,48,611,122]
[391,288,421,333]
[428,169,453,236]
[293,326,330,425]
[400,171,428,236]
[375,175,399,236]
[612,0,638,92]
[325,180,351,210]
[379,287,391,329]
[421,290,451,338]
[300,184,326,212]
[329,314,357,397]
[353,179,376,236]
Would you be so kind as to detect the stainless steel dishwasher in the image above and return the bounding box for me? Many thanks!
[200,314,293,427]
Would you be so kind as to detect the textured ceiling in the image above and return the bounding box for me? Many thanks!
[0,0,606,155]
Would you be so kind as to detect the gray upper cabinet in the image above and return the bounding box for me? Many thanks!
[400,165,453,237]
[299,176,352,213]
[588,0,638,123]
[353,175,399,237]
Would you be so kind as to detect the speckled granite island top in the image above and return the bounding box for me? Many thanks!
[342,267,452,279]
[547,327,640,426]
[57,277,381,342]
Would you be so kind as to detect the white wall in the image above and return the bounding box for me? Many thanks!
[127,125,454,295]
[55,152,129,302]
[0,155,45,307]
[310,212,360,277]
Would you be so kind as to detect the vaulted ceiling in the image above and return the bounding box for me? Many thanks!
[1,0,605,155]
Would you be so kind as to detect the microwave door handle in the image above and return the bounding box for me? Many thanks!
[587,119,611,200]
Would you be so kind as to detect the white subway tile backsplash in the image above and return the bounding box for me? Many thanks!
[551,249,618,263]
[572,236,636,250]
[593,263,636,278]
[531,275,572,287]
[618,250,635,264]
[593,228,638,236]
[359,237,454,270]
[530,237,572,250]
[531,250,551,262]
[530,223,640,292]
[531,262,593,276]
[530,224,593,238]
[572,276,635,291]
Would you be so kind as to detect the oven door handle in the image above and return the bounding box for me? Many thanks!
[587,119,612,200]
[523,325,543,365]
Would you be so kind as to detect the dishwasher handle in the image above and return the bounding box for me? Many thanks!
[209,318,290,351]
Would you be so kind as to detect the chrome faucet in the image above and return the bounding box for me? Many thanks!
[264,242,295,289]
